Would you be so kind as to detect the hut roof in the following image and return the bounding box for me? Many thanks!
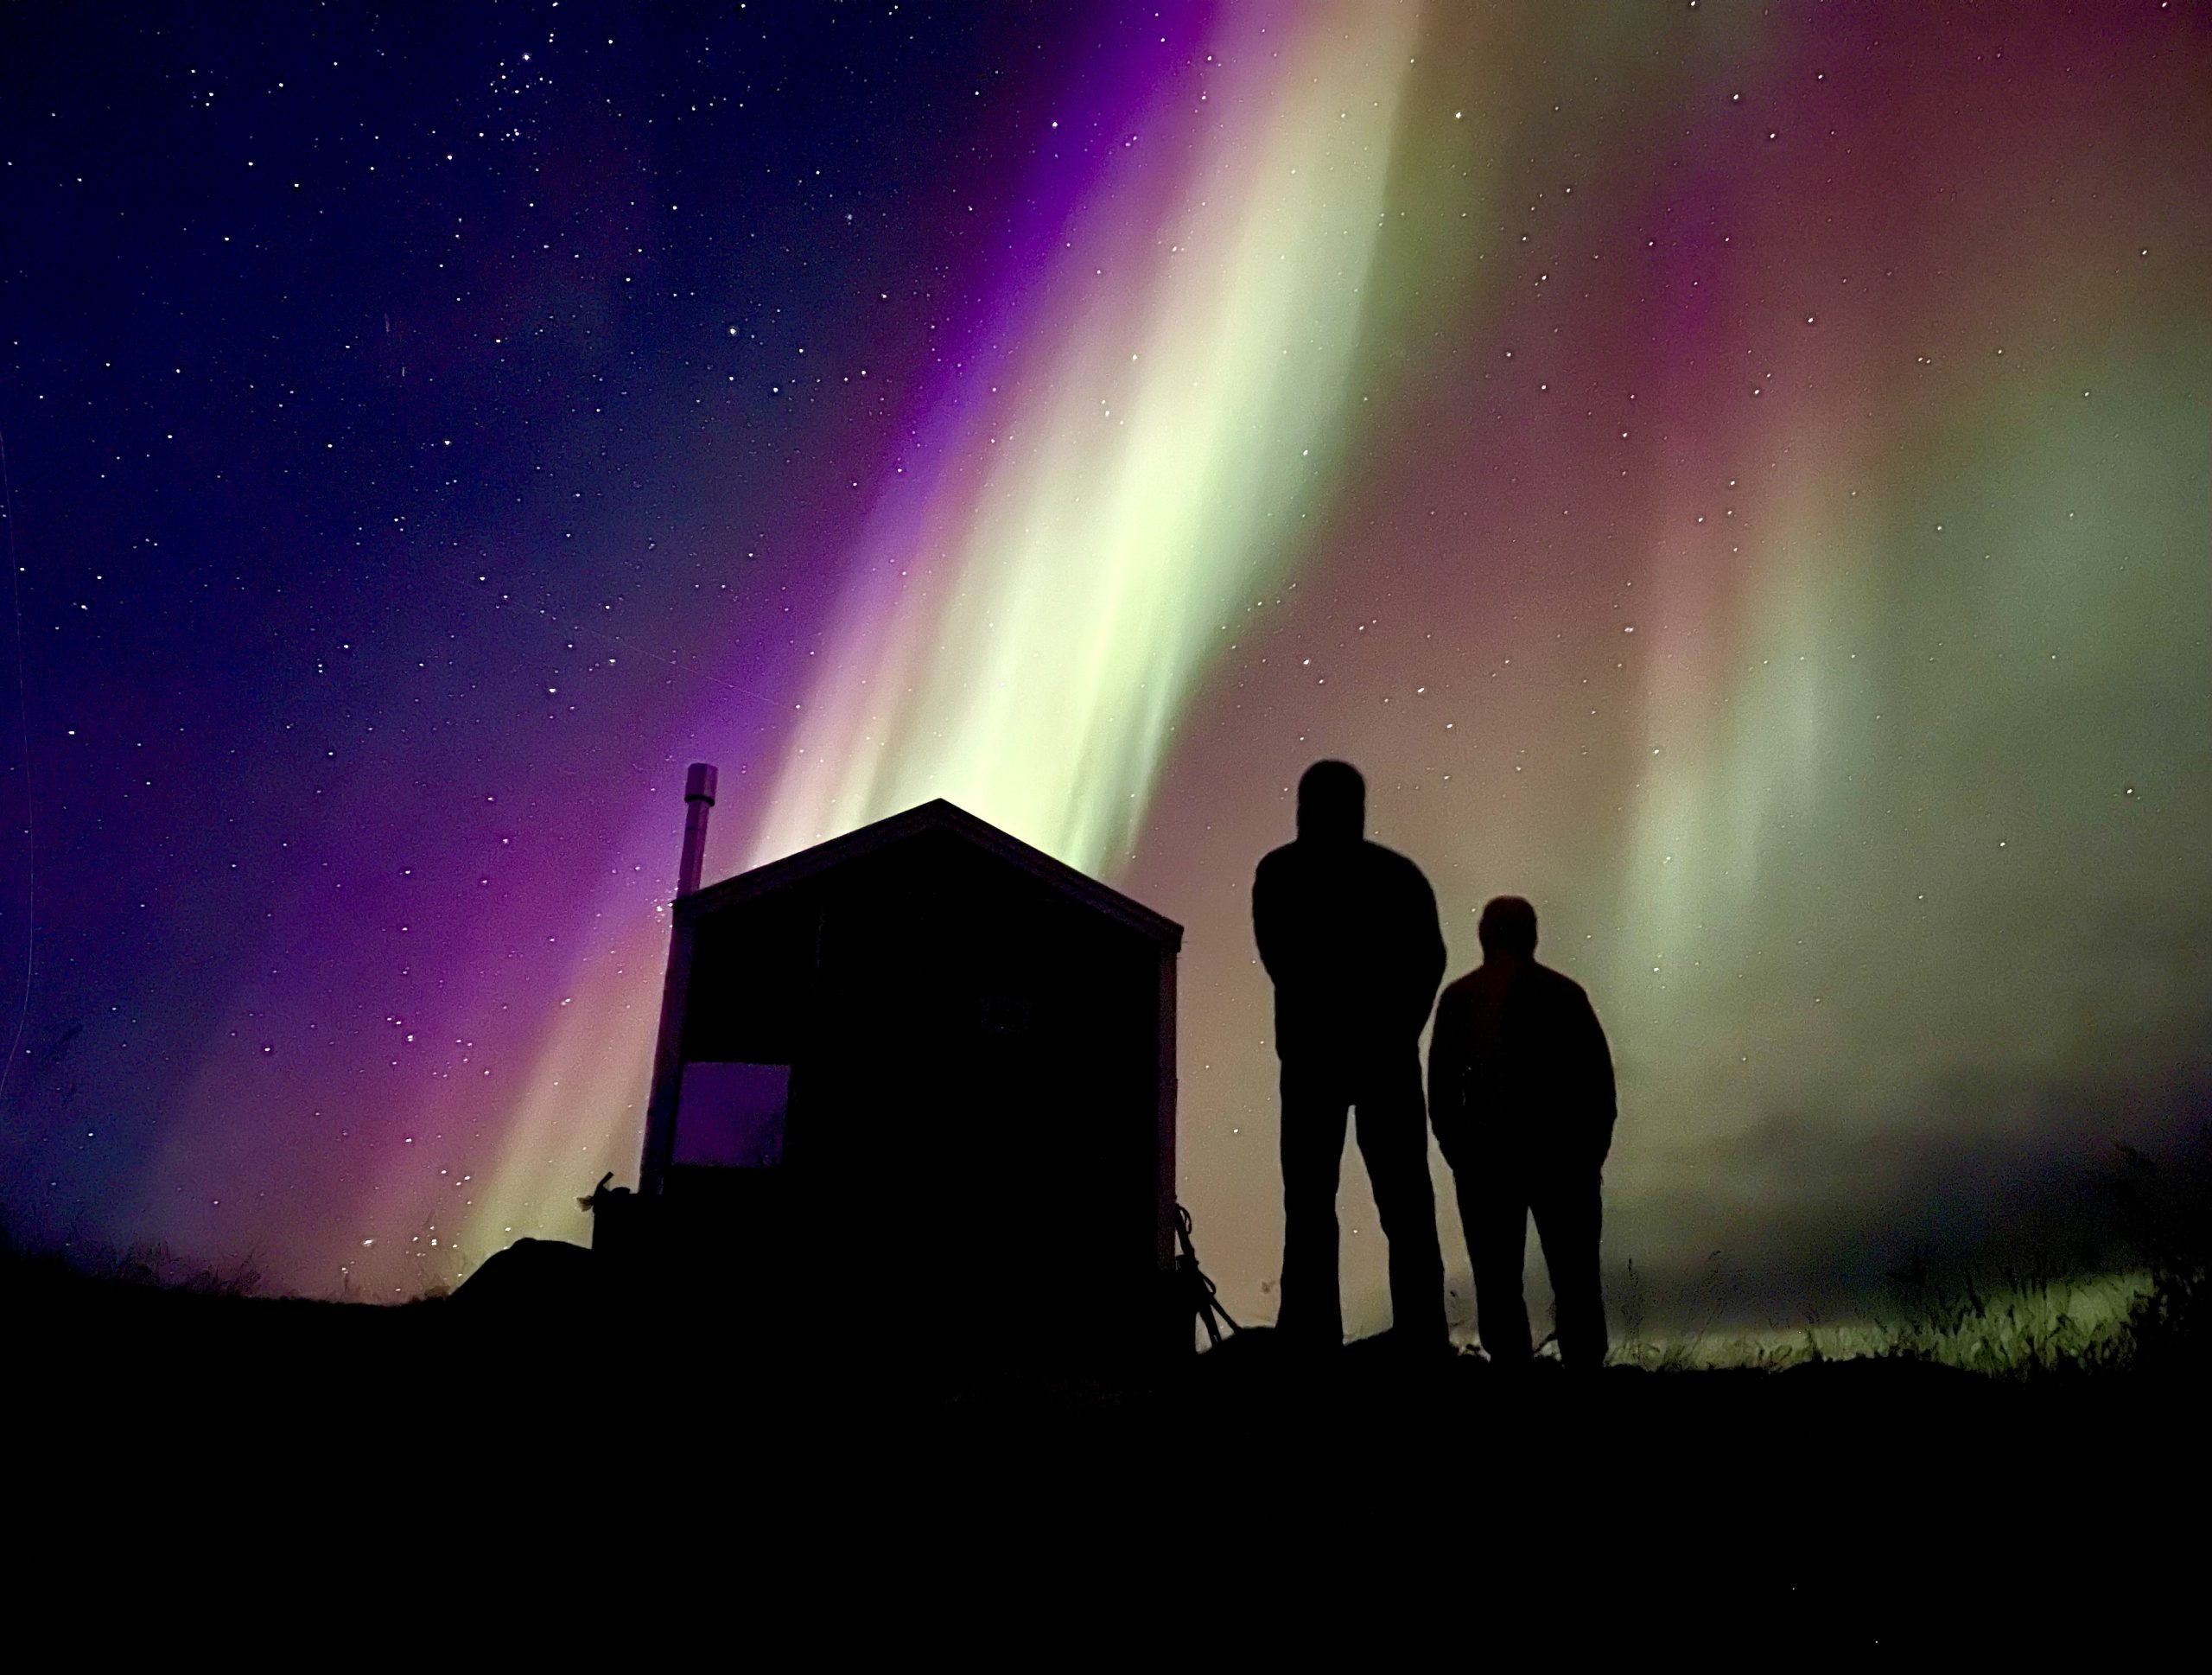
[677,798,1182,949]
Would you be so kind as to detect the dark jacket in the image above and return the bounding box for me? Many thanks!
[1427,956,1616,1172]
[1253,838,1446,1064]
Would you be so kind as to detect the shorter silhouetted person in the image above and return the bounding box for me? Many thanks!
[1429,895,1616,1369]
[1255,760,1447,1351]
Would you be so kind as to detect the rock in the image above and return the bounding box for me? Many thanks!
[452,1238,600,1314]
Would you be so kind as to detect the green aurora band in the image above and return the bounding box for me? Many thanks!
[425,2,2208,1325]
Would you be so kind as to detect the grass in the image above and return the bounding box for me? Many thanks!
[8,1135,2205,1385]
[1592,1136,2211,1379]
[6,1170,2204,1655]
[1608,1264,2153,1375]
[10,1231,2199,1389]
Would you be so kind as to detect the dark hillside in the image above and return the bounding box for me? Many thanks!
[10,1242,2203,1651]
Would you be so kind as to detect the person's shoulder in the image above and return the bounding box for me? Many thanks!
[1533,962,1593,1005]
[1254,841,1302,892]
[1362,840,1433,887]
[1435,967,1484,1006]
[1435,965,1497,1014]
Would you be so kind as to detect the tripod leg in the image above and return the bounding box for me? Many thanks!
[1176,1265,1230,1345]
[1204,1296,1236,1342]
[1186,1271,1222,1347]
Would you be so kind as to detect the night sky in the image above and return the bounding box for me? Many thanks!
[3,2,2207,1328]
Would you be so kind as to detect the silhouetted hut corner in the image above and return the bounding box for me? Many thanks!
[595,769,1188,1366]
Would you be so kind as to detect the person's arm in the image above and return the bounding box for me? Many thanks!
[1579,992,1617,1168]
[1409,866,1448,1035]
[1252,855,1287,984]
[1427,992,1465,1157]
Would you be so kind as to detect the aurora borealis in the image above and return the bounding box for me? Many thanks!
[3,2,2207,1327]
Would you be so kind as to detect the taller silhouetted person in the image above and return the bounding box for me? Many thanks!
[1429,896,1617,1369]
[1254,761,1448,1351]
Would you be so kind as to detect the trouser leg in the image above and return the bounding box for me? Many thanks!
[1461,1169,1533,1364]
[1277,1061,1349,1347]
[1534,1168,1606,1369]
[1353,1054,1446,1347]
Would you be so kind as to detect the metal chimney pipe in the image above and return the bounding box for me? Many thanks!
[676,761,716,896]
[639,761,719,1197]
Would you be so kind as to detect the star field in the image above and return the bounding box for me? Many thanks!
[2,2,2206,1325]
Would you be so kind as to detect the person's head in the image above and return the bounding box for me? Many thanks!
[1295,760,1364,842]
[1478,895,1538,959]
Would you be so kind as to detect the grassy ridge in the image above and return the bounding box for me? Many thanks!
[5,1207,2205,1653]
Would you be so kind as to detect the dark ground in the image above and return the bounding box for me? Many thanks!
[10,1248,2203,1655]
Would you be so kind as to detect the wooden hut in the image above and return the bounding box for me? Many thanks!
[596,780,1185,1366]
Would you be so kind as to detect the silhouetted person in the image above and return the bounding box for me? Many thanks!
[1429,896,1616,1369]
[1255,761,1447,1350]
